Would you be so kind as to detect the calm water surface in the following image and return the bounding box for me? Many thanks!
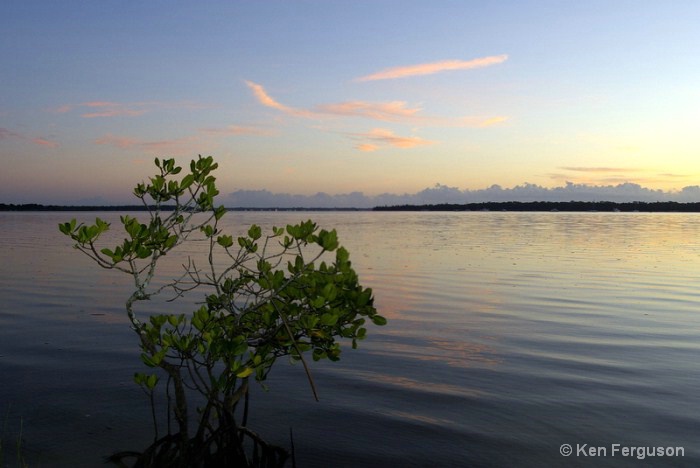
[1,211,700,467]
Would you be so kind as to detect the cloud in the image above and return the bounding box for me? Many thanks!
[431,116,509,128]
[357,143,378,152]
[50,100,212,118]
[0,127,21,140]
[81,101,147,118]
[244,81,315,118]
[245,81,508,129]
[95,133,200,155]
[468,116,509,128]
[315,101,422,122]
[94,134,141,149]
[1,127,58,148]
[48,104,74,114]
[32,137,59,148]
[559,166,642,173]
[356,55,508,82]
[199,124,274,136]
[94,123,268,155]
[224,181,700,209]
[549,167,699,189]
[352,128,435,150]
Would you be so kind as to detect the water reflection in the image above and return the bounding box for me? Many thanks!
[3,211,700,465]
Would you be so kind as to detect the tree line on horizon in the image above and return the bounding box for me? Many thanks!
[4,201,700,212]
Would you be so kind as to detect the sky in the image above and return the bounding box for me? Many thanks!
[2,1,700,206]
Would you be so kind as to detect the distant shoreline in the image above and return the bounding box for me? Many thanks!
[373,201,700,212]
[3,201,700,212]
[0,204,368,212]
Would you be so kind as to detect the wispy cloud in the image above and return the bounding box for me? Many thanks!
[32,137,59,148]
[357,143,379,152]
[352,128,435,151]
[245,81,315,118]
[1,126,59,148]
[95,133,200,155]
[356,55,508,82]
[94,134,141,149]
[245,82,508,128]
[49,101,212,118]
[94,122,270,155]
[199,124,274,136]
[549,167,698,188]
[81,101,148,118]
[559,166,642,173]
[315,101,422,122]
[468,116,509,128]
[0,127,21,140]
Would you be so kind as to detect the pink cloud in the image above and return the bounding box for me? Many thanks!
[353,128,435,150]
[95,133,199,155]
[81,102,148,118]
[32,137,59,148]
[49,100,212,118]
[356,55,508,81]
[82,110,147,118]
[200,124,274,136]
[245,82,508,128]
[559,166,642,173]
[1,127,58,147]
[477,116,509,127]
[357,143,379,152]
[315,101,422,122]
[94,134,141,149]
[47,104,74,113]
[245,81,315,118]
[83,101,120,107]
[0,127,21,139]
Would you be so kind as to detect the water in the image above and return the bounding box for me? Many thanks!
[2,211,700,467]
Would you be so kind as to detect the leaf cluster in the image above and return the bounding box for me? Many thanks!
[58,155,385,463]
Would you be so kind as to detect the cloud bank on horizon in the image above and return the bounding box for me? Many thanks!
[224,181,700,209]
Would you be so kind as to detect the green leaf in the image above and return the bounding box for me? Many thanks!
[164,234,178,250]
[133,372,146,385]
[248,224,262,240]
[217,234,233,248]
[322,283,337,301]
[201,224,215,237]
[58,221,72,235]
[318,229,339,251]
[140,353,157,368]
[320,313,338,326]
[236,367,254,378]
[180,173,194,190]
[136,246,152,258]
[146,374,159,390]
[214,205,226,220]
[371,315,388,326]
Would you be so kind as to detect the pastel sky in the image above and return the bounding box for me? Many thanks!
[2,1,700,205]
